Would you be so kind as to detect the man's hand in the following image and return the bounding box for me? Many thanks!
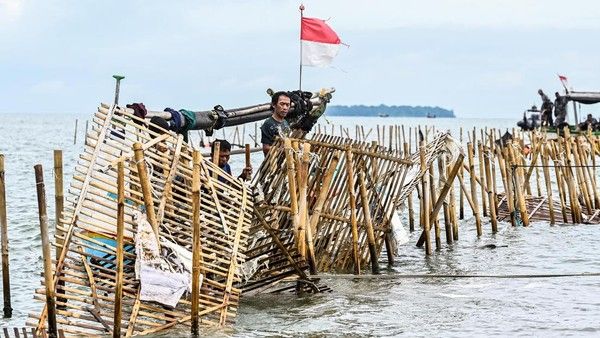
[240,166,253,181]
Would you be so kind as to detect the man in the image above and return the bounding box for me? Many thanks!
[261,91,292,155]
[538,89,554,127]
[211,139,252,181]
[553,92,569,129]
[579,114,598,131]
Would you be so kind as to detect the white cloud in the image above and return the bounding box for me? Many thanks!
[0,0,24,22]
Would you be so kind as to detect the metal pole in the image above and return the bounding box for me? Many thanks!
[299,4,305,91]
[113,75,125,106]
[0,155,12,318]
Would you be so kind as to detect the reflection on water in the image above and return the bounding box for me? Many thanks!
[0,113,599,336]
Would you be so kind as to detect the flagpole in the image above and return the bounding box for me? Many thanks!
[299,4,305,92]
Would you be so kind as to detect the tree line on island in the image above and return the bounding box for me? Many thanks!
[326,104,455,118]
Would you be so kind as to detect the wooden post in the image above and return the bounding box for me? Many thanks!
[467,143,482,236]
[483,146,498,233]
[477,141,488,217]
[212,141,220,180]
[113,161,125,338]
[404,142,415,232]
[358,171,380,274]
[53,150,66,307]
[133,143,159,240]
[191,151,202,336]
[540,144,555,225]
[344,147,361,274]
[244,144,251,180]
[296,143,309,259]
[438,158,452,244]
[0,155,12,318]
[420,141,431,255]
[34,164,58,338]
[73,119,78,145]
[459,128,465,219]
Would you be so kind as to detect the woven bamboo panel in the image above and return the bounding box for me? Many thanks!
[28,104,252,336]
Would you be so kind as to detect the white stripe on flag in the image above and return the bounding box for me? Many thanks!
[301,40,340,67]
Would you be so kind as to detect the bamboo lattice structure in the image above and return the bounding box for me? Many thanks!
[28,104,253,336]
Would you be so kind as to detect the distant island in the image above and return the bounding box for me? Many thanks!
[326,104,455,118]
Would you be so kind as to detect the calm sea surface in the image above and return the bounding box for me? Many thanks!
[0,113,599,337]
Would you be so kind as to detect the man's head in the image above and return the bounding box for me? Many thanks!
[588,114,593,120]
[211,139,232,167]
[271,91,291,121]
[555,92,560,98]
[538,89,544,96]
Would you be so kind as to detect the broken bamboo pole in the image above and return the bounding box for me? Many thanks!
[358,171,380,274]
[133,142,159,241]
[0,155,11,318]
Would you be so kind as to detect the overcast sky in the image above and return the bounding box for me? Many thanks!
[1,0,600,117]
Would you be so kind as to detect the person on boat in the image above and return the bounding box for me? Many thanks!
[578,114,598,131]
[261,91,291,155]
[538,89,554,127]
[210,139,252,182]
[553,92,569,130]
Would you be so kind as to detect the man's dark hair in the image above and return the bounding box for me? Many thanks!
[211,139,231,154]
[271,91,291,108]
[148,116,170,136]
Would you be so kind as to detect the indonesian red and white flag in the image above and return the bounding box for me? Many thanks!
[558,74,569,90]
[301,17,342,67]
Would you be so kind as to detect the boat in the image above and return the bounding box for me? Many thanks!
[378,112,389,117]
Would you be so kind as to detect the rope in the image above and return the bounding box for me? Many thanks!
[312,272,600,280]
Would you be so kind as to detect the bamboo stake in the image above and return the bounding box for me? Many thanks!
[404,142,415,232]
[477,141,488,217]
[34,164,58,338]
[438,158,452,244]
[357,171,380,274]
[113,161,125,338]
[191,151,201,335]
[212,141,220,180]
[540,144,555,225]
[483,146,497,233]
[283,139,300,246]
[53,150,66,307]
[73,119,78,145]
[467,143,482,235]
[345,147,361,274]
[300,143,318,273]
[296,143,309,259]
[132,143,159,241]
[459,128,464,219]
[0,155,11,318]
[420,141,431,255]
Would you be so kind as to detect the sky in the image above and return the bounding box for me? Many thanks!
[1,0,600,118]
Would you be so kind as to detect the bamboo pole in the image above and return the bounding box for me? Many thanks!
[477,141,488,217]
[53,150,66,307]
[113,161,125,338]
[296,143,309,259]
[483,146,497,233]
[438,157,452,244]
[34,164,58,338]
[132,143,159,241]
[404,142,415,232]
[73,119,78,145]
[191,151,201,336]
[467,143,482,236]
[357,171,380,274]
[300,143,318,273]
[212,141,220,180]
[283,139,300,247]
[0,155,11,318]
[540,144,555,225]
[420,141,431,255]
[430,162,441,250]
[344,147,361,274]
[459,128,464,219]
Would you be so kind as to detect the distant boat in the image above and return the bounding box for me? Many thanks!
[427,113,436,118]
[378,112,390,117]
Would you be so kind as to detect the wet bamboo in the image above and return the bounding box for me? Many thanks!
[416,154,464,247]
[344,147,361,273]
[571,139,593,214]
[448,160,459,241]
[420,141,431,255]
[357,171,380,274]
[283,139,300,246]
[34,164,58,338]
[483,146,497,233]
[430,163,441,250]
[459,128,465,219]
[53,150,67,307]
[0,155,11,318]
[438,157,452,244]
[477,141,488,217]
[403,142,415,232]
[498,146,516,226]
[467,143,482,235]
[132,143,159,240]
[540,144,555,225]
[296,143,309,259]
[509,145,530,226]
[301,143,318,274]
[113,161,125,338]
[191,151,201,335]
[551,144,569,223]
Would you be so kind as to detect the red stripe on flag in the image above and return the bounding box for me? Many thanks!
[301,17,341,44]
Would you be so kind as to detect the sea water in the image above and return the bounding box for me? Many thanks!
[0,113,599,337]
